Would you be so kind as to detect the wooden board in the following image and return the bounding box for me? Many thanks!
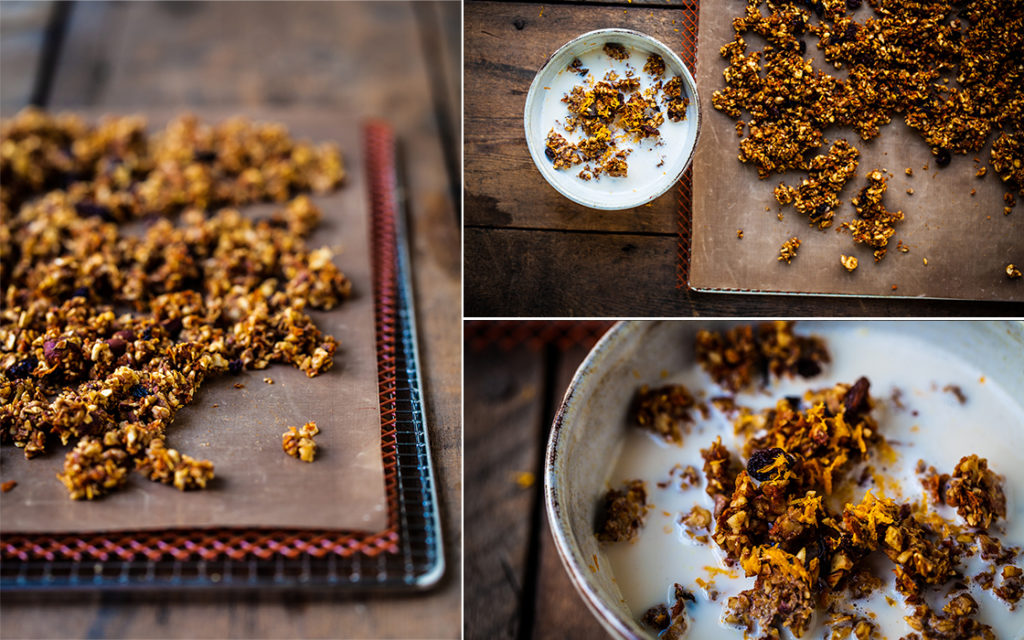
[690,1,1024,301]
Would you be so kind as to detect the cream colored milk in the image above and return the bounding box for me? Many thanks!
[603,325,1024,639]
[539,45,692,194]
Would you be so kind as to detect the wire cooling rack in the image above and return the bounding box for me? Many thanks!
[0,122,444,591]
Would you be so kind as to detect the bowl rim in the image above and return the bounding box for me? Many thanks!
[523,28,702,211]
[544,320,643,640]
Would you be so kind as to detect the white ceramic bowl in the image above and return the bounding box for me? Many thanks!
[544,320,1024,640]
[524,29,701,210]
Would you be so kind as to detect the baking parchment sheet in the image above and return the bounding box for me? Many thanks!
[0,111,388,534]
[690,3,1024,301]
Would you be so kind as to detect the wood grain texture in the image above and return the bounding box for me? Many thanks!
[0,1,53,115]
[465,228,1024,317]
[1,2,461,638]
[465,346,547,639]
[464,1,688,235]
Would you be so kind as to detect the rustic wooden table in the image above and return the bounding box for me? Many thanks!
[0,2,461,638]
[464,0,1023,317]
[465,322,615,640]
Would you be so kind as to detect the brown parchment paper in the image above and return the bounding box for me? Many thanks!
[0,110,388,534]
[691,4,1024,301]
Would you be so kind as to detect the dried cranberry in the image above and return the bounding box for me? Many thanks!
[6,356,38,380]
[43,340,59,361]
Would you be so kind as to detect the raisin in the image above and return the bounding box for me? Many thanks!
[545,147,555,161]
[796,357,822,378]
[193,150,217,163]
[513,18,526,30]
[785,395,802,409]
[161,317,183,338]
[747,447,794,481]
[129,384,151,399]
[935,147,952,167]
[228,359,243,375]
[6,356,38,380]
[70,286,90,299]
[73,201,113,221]
[642,604,670,631]
[843,376,871,415]
[798,39,807,55]
[106,337,127,357]
[846,0,862,8]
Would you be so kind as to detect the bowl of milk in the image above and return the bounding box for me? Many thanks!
[524,29,701,210]
[545,320,1024,639]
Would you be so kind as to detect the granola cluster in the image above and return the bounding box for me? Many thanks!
[713,0,1024,263]
[282,421,320,463]
[596,479,649,543]
[841,170,905,262]
[544,44,689,180]
[0,109,349,499]
[632,384,704,445]
[695,321,830,393]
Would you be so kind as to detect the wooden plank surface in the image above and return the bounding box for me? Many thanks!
[464,335,613,640]
[0,2,461,639]
[0,1,53,115]
[464,227,1024,316]
[465,346,547,639]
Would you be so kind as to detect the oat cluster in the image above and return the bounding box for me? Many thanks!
[0,109,349,500]
[544,46,689,181]
[713,0,1024,265]
[600,323,1021,639]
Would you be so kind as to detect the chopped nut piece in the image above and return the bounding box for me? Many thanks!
[841,254,858,272]
[1007,264,1023,279]
[282,421,320,463]
[1,480,17,493]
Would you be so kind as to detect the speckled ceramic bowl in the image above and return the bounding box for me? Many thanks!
[524,29,701,210]
[544,320,1024,640]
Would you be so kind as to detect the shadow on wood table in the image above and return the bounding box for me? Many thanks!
[0,2,461,639]
[463,0,1024,317]
[465,321,615,639]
